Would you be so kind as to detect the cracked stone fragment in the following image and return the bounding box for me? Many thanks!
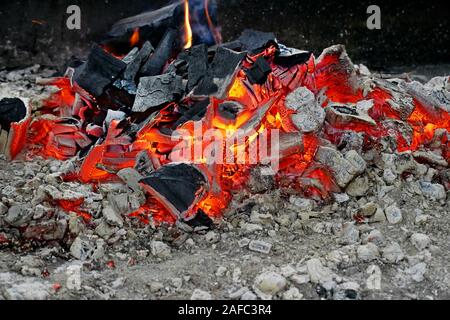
[419,182,446,201]
[366,265,382,290]
[410,233,431,251]
[4,205,33,227]
[315,146,365,188]
[381,242,404,263]
[284,87,325,133]
[102,206,124,227]
[132,72,183,113]
[325,100,377,127]
[70,235,105,261]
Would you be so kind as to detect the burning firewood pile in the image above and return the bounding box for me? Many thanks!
[0,0,449,300]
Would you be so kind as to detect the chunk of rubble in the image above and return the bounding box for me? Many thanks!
[284,87,325,133]
[102,206,124,228]
[410,233,431,251]
[253,271,287,300]
[381,242,404,263]
[248,240,272,254]
[306,258,335,285]
[70,235,105,261]
[419,182,447,201]
[117,168,144,193]
[413,151,448,167]
[4,205,33,227]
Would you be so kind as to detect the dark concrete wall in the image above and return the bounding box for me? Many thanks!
[0,0,449,70]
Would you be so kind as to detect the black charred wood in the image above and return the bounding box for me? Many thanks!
[140,163,208,219]
[108,1,183,38]
[123,41,154,83]
[184,209,214,229]
[179,44,209,92]
[140,28,178,77]
[132,72,184,113]
[172,98,209,129]
[275,44,311,67]
[73,45,127,98]
[244,56,272,85]
[238,29,276,53]
[194,47,246,98]
[0,98,27,131]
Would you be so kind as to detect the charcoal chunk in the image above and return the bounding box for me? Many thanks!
[182,44,209,92]
[194,47,246,98]
[238,29,276,53]
[173,98,209,129]
[109,2,182,38]
[123,41,154,82]
[184,209,214,229]
[275,43,311,67]
[140,29,177,77]
[244,56,272,85]
[74,45,127,98]
[132,72,184,113]
[0,98,27,131]
[140,163,208,219]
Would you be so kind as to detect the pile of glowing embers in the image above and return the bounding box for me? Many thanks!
[3,17,449,227]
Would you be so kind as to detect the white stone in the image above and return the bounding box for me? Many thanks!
[291,274,310,285]
[282,287,304,300]
[410,233,431,251]
[150,241,171,259]
[382,242,404,263]
[340,222,360,245]
[241,291,258,300]
[216,266,227,277]
[253,271,287,300]
[306,258,334,284]
[190,289,212,300]
[357,243,380,262]
[385,205,403,224]
[70,235,105,261]
[3,280,51,300]
[205,231,220,244]
[420,182,446,201]
[405,263,427,282]
[366,265,382,290]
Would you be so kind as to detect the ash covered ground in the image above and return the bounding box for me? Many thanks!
[0,66,449,300]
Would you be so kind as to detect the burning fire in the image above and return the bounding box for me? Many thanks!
[5,5,448,227]
[183,0,193,49]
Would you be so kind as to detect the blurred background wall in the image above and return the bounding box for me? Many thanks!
[0,0,449,70]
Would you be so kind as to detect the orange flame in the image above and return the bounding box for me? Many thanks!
[130,28,140,47]
[204,0,222,45]
[183,0,193,49]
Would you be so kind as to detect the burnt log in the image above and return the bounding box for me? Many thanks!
[74,45,127,98]
[140,163,209,220]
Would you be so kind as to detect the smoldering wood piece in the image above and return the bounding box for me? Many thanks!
[193,47,246,99]
[108,1,183,37]
[97,86,135,113]
[0,98,27,131]
[244,56,272,85]
[172,98,209,129]
[274,43,311,67]
[73,45,127,98]
[140,29,178,77]
[325,100,377,127]
[218,101,244,120]
[140,163,209,220]
[132,72,184,113]
[123,41,155,83]
[238,29,276,53]
[184,209,214,229]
